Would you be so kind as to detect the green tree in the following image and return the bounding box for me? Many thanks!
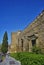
[1,31,8,54]
[0,44,2,52]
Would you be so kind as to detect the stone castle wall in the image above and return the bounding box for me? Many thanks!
[9,10,44,53]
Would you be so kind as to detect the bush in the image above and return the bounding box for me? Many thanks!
[32,46,41,54]
[10,52,44,65]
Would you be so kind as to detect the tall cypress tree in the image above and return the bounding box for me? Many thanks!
[1,31,8,54]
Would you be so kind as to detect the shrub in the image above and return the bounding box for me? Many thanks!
[32,46,41,54]
[10,52,44,65]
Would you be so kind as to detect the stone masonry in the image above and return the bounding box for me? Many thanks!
[9,10,44,53]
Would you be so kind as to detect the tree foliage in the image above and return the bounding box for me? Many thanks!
[1,31,8,54]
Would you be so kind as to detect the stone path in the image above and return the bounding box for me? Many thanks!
[0,55,21,65]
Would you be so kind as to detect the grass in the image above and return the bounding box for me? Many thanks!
[10,52,44,65]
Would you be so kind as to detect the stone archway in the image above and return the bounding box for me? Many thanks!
[26,34,38,52]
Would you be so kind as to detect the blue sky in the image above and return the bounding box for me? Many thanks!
[0,0,44,44]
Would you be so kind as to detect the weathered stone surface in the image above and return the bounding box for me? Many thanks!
[9,31,21,53]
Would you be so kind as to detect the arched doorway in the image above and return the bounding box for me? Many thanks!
[32,39,36,46]
[21,39,23,51]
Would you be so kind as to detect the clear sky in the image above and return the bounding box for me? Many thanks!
[0,0,44,44]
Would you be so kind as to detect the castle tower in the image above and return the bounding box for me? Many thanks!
[10,32,17,53]
[9,31,21,53]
